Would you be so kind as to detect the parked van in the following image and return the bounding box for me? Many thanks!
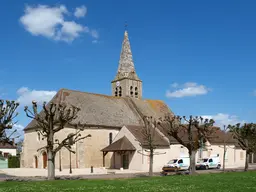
[196,155,221,170]
[162,157,190,174]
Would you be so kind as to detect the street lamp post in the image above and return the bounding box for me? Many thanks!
[69,149,72,174]
[59,150,62,172]
[55,139,62,172]
[67,133,92,174]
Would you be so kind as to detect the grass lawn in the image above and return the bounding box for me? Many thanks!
[0,171,256,192]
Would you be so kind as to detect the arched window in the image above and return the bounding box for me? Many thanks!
[135,87,138,98]
[42,151,47,169]
[130,86,133,97]
[34,156,38,168]
[109,132,113,144]
[119,87,122,97]
[115,87,118,97]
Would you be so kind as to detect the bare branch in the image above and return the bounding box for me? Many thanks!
[0,99,20,143]
[24,100,92,180]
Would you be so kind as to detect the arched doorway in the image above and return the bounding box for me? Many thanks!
[34,156,38,168]
[42,152,47,169]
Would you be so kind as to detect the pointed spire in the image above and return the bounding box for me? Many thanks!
[117,30,135,74]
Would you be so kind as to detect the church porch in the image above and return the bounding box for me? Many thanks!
[101,136,136,170]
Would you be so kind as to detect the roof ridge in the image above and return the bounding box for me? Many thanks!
[59,88,169,103]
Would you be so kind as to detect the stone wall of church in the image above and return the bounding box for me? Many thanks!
[21,127,119,169]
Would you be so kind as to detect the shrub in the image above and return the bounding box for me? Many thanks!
[8,155,20,168]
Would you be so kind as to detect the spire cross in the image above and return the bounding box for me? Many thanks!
[125,22,128,30]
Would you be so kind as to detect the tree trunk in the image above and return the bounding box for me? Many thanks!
[47,116,55,180]
[47,150,55,180]
[244,151,249,172]
[149,150,154,177]
[189,150,196,174]
[223,145,226,172]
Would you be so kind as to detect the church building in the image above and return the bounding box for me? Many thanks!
[20,30,246,172]
[20,29,173,170]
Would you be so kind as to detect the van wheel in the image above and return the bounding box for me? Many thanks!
[217,165,221,169]
[205,165,209,170]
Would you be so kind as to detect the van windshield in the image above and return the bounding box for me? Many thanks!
[168,159,177,164]
[198,158,208,163]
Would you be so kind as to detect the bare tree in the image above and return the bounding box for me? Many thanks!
[158,115,215,175]
[0,100,19,144]
[137,116,166,176]
[217,125,234,172]
[16,139,23,155]
[228,123,256,171]
[24,101,91,180]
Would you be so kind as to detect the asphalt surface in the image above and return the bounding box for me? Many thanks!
[0,173,11,181]
[0,167,255,182]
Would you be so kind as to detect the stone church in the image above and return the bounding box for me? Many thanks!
[20,29,173,170]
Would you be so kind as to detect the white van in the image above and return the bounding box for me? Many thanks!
[162,157,190,172]
[196,155,221,170]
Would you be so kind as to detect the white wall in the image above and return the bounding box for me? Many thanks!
[112,126,189,172]
[111,126,247,172]
[0,148,17,156]
[207,144,246,168]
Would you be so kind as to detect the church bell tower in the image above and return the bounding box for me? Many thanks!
[111,29,142,99]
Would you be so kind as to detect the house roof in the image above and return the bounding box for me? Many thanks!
[125,125,170,148]
[157,124,240,146]
[0,142,16,149]
[24,89,173,131]
[101,136,136,152]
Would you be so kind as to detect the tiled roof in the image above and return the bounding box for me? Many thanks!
[101,136,136,152]
[125,125,170,148]
[0,142,16,149]
[24,89,173,130]
[157,124,240,146]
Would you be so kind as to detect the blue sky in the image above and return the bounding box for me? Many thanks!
[1,0,256,138]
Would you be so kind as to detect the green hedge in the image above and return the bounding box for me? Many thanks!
[8,155,20,168]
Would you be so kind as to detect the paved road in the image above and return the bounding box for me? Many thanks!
[0,167,255,181]
[0,173,11,181]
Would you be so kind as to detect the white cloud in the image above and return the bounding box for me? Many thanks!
[90,29,99,39]
[16,87,56,106]
[5,124,25,140]
[20,4,98,42]
[74,5,87,18]
[166,82,210,98]
[55,21,88,42]
[201,113,245,128]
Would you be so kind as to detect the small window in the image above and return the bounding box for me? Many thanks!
[115,87,118,97]
[3,153,9,158]
[119,87,122,97]
[37,132,40,142]
[130,86,133,97]
[178,159,183,164]
[209,159,213,163]
[135,87,138,98]
[109,133,113,145]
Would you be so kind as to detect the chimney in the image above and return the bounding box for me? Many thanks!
[12,138,15,146]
